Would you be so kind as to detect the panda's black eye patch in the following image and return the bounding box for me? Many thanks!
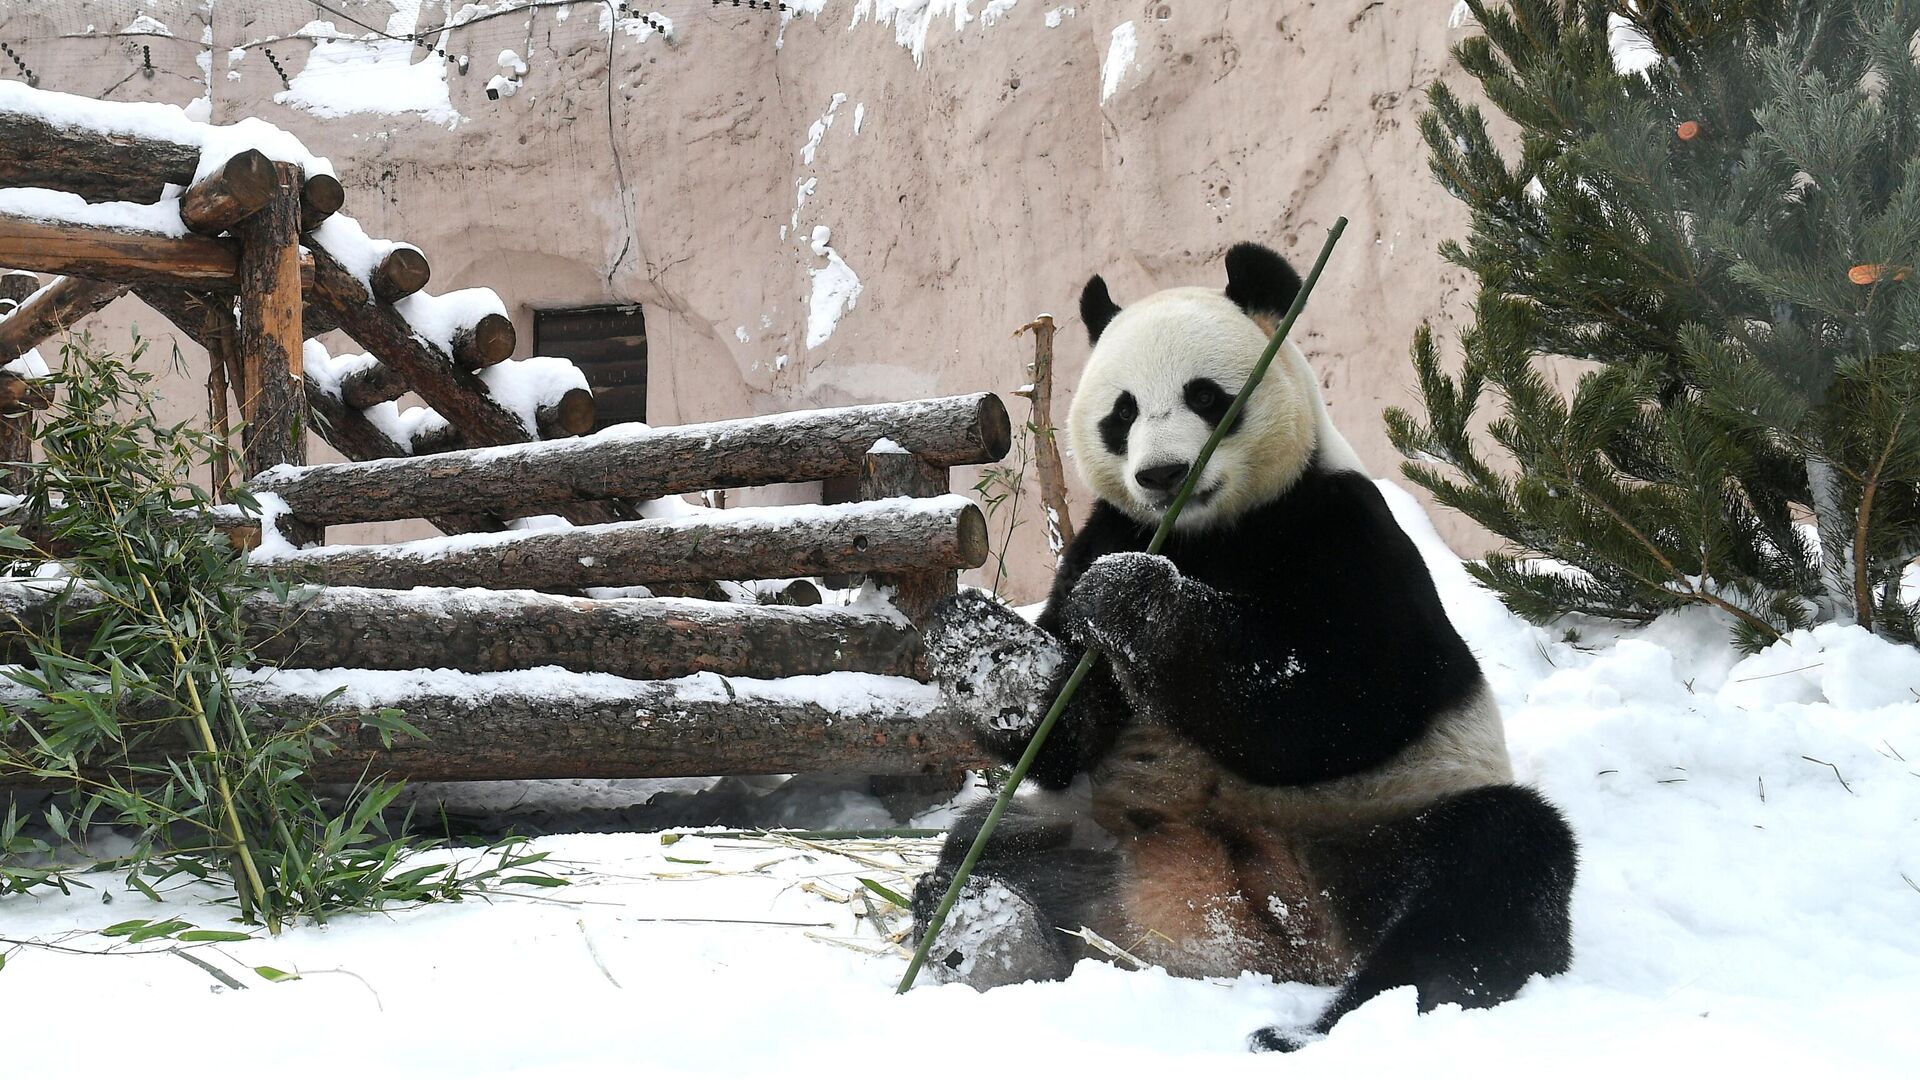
[1184,378,1240,433]
[1098,391,1138,456]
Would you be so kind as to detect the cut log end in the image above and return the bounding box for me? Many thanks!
[956,502,989,568]
[0,371,54,412]
[371,246,431,303]
[178,149,276,236]
[537,387,595,438]
[298,174,346,233]
[453,312,516,367]
[976,392,1013,463]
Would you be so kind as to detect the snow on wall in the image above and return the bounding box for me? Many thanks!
[805,226,863,350]
[1101,21,1138,103]
[275,5,461,128]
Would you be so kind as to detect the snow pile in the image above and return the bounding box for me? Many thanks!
[478,355,591,434]
[5,482,1918,1074]
[275,6,460,127]
[848,0,1020,66]
[392,287,510,352]
[0,188,185,237]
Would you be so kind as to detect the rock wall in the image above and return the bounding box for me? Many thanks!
[0,0,1488,603]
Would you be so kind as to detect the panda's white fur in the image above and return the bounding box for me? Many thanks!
[1068,287,1363,532]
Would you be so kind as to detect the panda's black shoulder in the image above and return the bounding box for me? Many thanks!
[1037,500,1151,636]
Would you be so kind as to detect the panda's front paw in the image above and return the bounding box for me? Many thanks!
[1060,552,1180,662]
[923,592,1067,746]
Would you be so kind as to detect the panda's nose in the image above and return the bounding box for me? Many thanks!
[1135,462,1190,493]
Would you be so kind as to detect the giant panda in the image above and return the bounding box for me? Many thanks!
[911,241,1577,1052]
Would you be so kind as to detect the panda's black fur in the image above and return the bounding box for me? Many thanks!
[912,242,1577,1052]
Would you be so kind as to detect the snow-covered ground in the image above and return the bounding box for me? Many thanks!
[4,482,1918,1076]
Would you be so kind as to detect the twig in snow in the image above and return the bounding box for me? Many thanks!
[1802,756,1855,794]
[1734,661,1824,682]
[167,946,247,990]
[1059,925,1149,969]
[1758,776,1766,803]
[576,919,622,989]
[1902,872,1918,895]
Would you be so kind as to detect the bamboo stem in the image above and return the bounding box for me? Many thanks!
[897,217,1350,993]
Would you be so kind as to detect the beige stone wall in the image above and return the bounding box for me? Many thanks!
[1,0,1490,603]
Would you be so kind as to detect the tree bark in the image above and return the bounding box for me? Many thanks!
[178,149,276,237]
[0,672,988,785]
[0,270,39,305]
[254,496,989,591]
[233,164,307,521]
[306,242,534,447]
[0,276,129,363]
[251,393,1011,526]
[0,583,922,681]
[335,356,411,411]
[0,106,201,203]
[537,387,595,437]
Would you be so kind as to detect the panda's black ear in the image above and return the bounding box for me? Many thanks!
[1080,275,1121,346]
[1224,242,1303,326]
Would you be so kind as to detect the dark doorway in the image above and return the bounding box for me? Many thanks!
[533,304,647,429]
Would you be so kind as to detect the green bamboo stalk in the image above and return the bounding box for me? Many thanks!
[896,217,1349,994]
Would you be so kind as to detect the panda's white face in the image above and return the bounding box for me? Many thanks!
[1067,287,1325,532]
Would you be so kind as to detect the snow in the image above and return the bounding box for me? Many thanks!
[477,355,591,435]
[1102,21,1139,103]
[1607,13,1662,76]
[9,479,1920,1074]
[0,187,187,237]
[800,93,848,166]
[805,226,863,349]
[121,15,172,37]
[1,347,49,379]
[392,287,509,352]
[853,101,867,133]
[850,0,1016,66]
[276,2,460,127]
[1045,6,1076,29]
[309,216,405,289]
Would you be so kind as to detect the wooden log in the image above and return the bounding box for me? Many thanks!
[132,287,501,537]
[451,312,514,367]
[251,393,1012,526]
[0,212,240,288]
[538,387,595,438]
[254,496,989,591]
[0,583,922,680]
[0,276,130,363]
[370,246,430,303]
[178,149,276,236]
[0,413,26,492]
[0,371,55,411]
[0,105,200,203]
[0,270,39,305]
[299,173,346,234]
[234,163,307,506]
[0,670,988,785]
[860,451,955,626]
[307,242,533,447]
[333,356,411,411]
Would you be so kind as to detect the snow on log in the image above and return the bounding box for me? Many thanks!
[298,173,345,234]
[539,387,595,437]
[253,496,990,591]
[0,668,990,784]
[307,242,533,446]
[0,277,129,363]
[0,98,201,203]
[335,355,412,411]
[0,583,921,681]
[178,149,276,236]
[252,393,1011,526]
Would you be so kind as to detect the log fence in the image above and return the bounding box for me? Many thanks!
[0,83,1009,789]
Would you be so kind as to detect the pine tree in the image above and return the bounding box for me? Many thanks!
[1389,0,1920,649]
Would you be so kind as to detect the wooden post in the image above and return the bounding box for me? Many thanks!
[1014,313,1075,558]
[0,371,52,492]
[859,453,969,813]
[204,299,237,500]
[234,163,314,545]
